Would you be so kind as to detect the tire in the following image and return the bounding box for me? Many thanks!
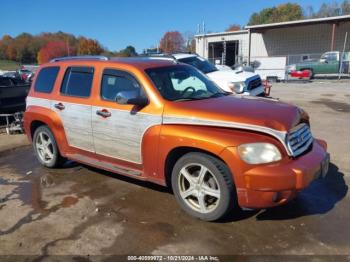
[33,125,65,168]
[171,152,236,221]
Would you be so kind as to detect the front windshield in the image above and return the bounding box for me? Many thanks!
[177,56,218,74]
[145,65,226,102]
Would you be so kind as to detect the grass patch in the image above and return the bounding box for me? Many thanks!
[0,60,21,71]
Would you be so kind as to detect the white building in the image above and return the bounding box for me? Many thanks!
[195,15,350,79]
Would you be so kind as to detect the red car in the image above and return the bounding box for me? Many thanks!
[290,70,312,79]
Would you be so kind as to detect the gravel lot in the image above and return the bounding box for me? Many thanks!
[0,80,349,259]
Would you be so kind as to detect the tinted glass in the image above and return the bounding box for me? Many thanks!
[101,69,141,101]
[177,56,218,74]
[34,67,60,93]
[322,53,338,61]
[146,65,225,101]
[0,77,12,87]
[327,53,338,61]
[61,67,94,97]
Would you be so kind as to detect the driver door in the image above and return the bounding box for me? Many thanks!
[319,52,339,74]
[91,68,162,164]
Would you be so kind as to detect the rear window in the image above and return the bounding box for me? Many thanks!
[60,67,94,97]
[34,67,60,93]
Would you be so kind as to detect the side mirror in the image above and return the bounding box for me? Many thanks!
[320,58,328,63]
[116,90,148,107]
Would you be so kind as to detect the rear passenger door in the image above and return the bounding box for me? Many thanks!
[52,66,95,152]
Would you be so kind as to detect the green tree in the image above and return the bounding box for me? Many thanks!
[13,33,34,63]
[248,3,304,25]
[314,2,341,18]
[77,37,104,55]
[341,0,350,14]
[0,35,13,60]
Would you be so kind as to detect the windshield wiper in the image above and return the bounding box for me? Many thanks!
[209,92,228,98]
[172,92,228,102]
[173,96,214,102]
[172,97,202,102]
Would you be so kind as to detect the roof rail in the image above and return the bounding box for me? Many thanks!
[50,55,109,63]
[139,54,179,64]
[143,53,177,60]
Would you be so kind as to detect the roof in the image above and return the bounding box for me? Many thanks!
[172,53,197,59]
[195,29,248,38]
[245,14,350,31]
[47,56,177,70]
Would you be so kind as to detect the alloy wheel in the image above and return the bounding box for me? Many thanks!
[178,163,221,214]
[35,131,54,164]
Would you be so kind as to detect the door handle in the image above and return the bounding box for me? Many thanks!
[54,103,65,110]
[96,109,111,118]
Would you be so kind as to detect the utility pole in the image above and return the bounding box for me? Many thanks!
[338,32,348,80]
[66,37,70,56]
[202,21,206,58]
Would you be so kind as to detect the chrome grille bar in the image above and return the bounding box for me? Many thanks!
[287,123,313,157]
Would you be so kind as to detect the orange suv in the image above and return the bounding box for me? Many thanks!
[24,56,330,221]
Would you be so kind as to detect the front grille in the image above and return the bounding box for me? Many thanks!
[287,123,313,157]
[247,77,262,91]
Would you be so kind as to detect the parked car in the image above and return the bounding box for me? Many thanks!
[0,76,30,113]
[287,51,350,78]
[18,69,32,81]
[24,56,330,221]
[146,53,266,96]
[2,71,22,80]
[20,65,39,83]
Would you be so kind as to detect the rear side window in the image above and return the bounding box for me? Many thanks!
[60,67,94,97]
[101,69,142,101]
[34,67,60,93]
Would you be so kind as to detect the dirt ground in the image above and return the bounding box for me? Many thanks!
[0,80,349,259]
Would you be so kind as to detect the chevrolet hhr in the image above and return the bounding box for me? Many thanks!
[24,56,330,221]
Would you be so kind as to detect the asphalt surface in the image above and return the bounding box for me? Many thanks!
[0,80,349,258]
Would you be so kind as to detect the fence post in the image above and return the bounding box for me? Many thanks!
[339,32,348,80]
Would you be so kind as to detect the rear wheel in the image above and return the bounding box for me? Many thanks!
[33,126,65,168]
[171,152,236,221]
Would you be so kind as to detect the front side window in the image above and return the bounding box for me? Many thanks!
[34,66,60,93]
[146,65,226,101]
[60,67,94,97]
[321,52,338,62]
[101,69,142,101]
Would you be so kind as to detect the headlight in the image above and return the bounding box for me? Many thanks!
[228,81,245,93]
[238,143,282,164]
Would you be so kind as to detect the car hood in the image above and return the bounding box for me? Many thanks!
[207,70,258,83]
[163,95,301,132]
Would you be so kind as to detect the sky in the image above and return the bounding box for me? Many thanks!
[1,0,329,52]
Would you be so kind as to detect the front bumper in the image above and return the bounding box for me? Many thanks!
[237,139,329,209]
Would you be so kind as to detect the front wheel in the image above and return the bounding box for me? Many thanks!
[171,152,236,221]
[33,126,64,168]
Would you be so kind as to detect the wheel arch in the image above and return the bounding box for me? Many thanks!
[30,120,47,140]
[24,106,69,156]
[164,146,230,189]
